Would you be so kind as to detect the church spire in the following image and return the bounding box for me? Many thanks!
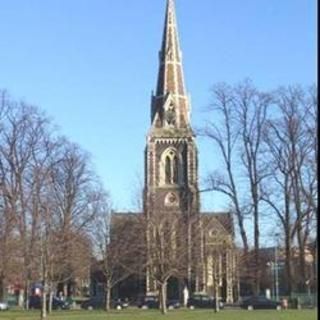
[156,0,186,96]
[151,0,190,129]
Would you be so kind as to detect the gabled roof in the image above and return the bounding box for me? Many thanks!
[201,212,234,236]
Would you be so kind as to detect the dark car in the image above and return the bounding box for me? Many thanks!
[187,294,223,309]
[28,296,70,310]
[240,296,281,310]
[81,297,128,310]
[81,297,103,310]
[138,295,159,309]
[137,295,180,310]
[51,297,71,310]
[167,299,181,310]
[112,299,130,310]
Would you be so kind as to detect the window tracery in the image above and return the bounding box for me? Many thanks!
[160,148,182,186]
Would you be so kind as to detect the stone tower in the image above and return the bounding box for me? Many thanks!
[142,0,236,301]
[144,0,199,219]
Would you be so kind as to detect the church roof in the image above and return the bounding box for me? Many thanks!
[110,212,141,223]
[201,212,234,235]
[111,211,234,236]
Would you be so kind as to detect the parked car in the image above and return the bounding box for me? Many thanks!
[28,295,71,310]
[137,295,180,310]
[112,299,130,310]
[0,301,9,311]
[240,296,281,310]
[52,297,72,310]
[81,297,128,310]
[187,294,224,309]
[119,298,130,309]
[81,297,101,310]
[138,295,159,309]
[167,299,181,309]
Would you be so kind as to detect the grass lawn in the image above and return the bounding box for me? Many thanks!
[0,309,317,320]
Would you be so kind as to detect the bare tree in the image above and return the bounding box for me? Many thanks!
[201,83,249,256]
[0,99,52,308]
[202,81,272,294]
[0,91,109,317]
[47,139,100,299]
[0,90,16,301]
[142,207,204,315]
[235,81,272,294]
[262,85,317,293]
[29,142,95,319]
[91,205,143,311]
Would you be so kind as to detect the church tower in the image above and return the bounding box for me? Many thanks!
[144,0,199,218]
[110,0,236,302]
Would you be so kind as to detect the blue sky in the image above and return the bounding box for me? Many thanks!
[0,0,316,218]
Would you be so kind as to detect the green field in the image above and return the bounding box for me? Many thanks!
[0,309,317,320]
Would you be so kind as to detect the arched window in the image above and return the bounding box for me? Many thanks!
[165,156,171,184]
[160,148,181,185]
[173,155,178,183]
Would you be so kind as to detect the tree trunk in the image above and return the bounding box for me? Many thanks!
[213,262,220,313]
[48,289,53,314]
[214,278,220,313]
[229,175,249,255]
[63,283,68,298]
[105,286,111,312]
[0,274,5,301]
[24,279,30,310]
[297,228,307,291]
[253,205,260,295]
[41,284,47,320]
[284,228,293,296]
[159,282,167,315]
[187,221,192,287]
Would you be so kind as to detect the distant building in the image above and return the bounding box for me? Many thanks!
[241,245,318,297]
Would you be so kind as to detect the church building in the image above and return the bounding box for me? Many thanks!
[143,0,236,303]
[98,0,238,304]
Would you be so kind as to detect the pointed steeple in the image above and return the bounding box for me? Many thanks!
[157,0,186,96]
[151,0,191,129]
